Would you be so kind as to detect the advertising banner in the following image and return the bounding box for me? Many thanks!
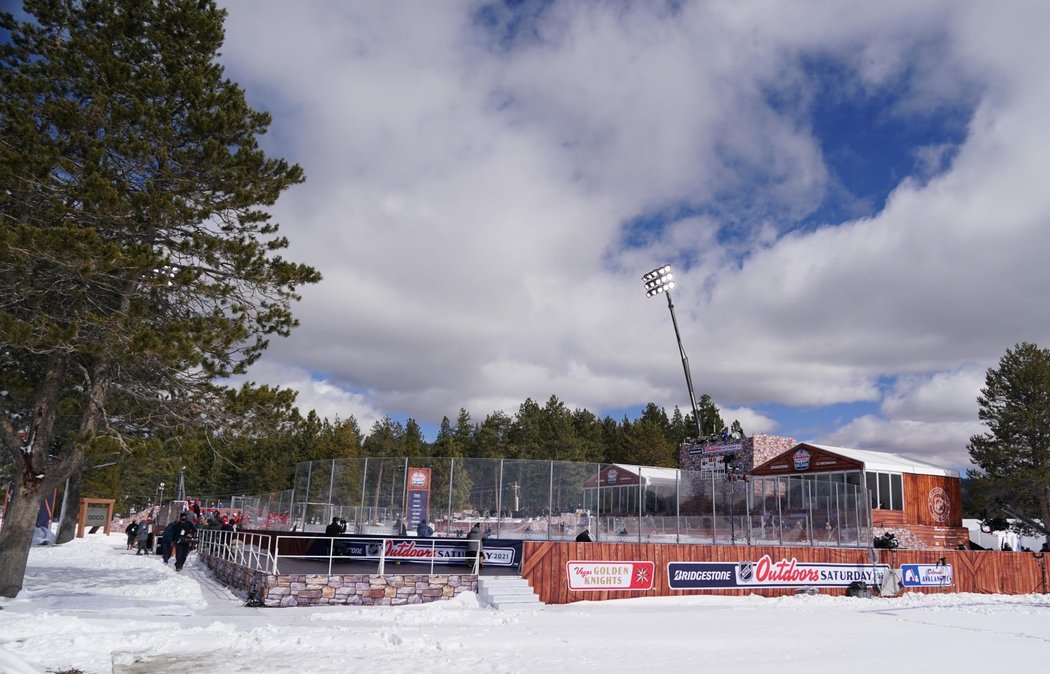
[566,561,655,591]
[405,467,432,530]
[322,536,523,569]
[900,563,953,587]
[668,555,890,590]
[685,442,743,456]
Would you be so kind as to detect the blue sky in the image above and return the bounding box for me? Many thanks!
[12,0,1044,473]
[200,0,1050,473]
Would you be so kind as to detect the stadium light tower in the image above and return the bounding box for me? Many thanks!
[642,264,703,440]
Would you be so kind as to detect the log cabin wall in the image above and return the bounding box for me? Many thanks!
[904,473,963,528]
[521,541,1048,605]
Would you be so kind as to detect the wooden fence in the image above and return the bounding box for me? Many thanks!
[521,541,1048,605]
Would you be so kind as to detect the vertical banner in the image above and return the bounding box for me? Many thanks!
[405,467,431,531]
[37,489,57,528]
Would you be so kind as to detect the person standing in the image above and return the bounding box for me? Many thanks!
[325,517,343,537]
[125,520,139,551]
[160,518,179,565]
[466,522,483,571]
[135,518,151,555]
[173,512,196,572]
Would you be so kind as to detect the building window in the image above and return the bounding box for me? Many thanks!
[865,471,904,510]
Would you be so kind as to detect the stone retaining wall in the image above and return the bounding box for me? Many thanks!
[201,552,477,607]
[262,573,477,607]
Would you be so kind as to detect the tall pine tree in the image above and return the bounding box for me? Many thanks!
[0,0,319,597]
[967,342,1050,545]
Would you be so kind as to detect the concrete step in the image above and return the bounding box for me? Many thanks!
[477,576,543,611]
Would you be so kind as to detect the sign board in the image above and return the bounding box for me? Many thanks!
[686,442,743,457]
[900,563,953,587]
[316,536,523,569]
[668,555,890,590]
[566,561,655,591]
[76,498,115,538]
[84,504,108,526]
[405,467,432,530]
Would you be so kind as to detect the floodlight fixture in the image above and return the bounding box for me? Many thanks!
[642,264,703,441]
[643,265,675,297]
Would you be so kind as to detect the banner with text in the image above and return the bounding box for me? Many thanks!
[566,561,655,591]
[405,467,431,530]
[668,555,890,590]
[322,536,523,569]
[900,563,953,587]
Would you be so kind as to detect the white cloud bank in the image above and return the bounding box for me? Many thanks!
[210,1,1050,470]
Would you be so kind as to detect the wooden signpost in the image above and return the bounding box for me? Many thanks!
[77,498,116,538]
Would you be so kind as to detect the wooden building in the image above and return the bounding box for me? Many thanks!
[750,443,969,549]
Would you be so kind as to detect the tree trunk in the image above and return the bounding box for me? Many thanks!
[1039,487,1050,550]
[0,451,84,598]
[0,483,47,597]
[56,472,82,544]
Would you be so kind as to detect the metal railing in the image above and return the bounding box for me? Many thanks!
[196,529,274,572]
[269,534,482,576]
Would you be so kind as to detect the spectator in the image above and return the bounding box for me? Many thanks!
[325,517,343,537]
[416,520,434,537]
[160,518,178,565]
[135,518,151,555]
[125,520,139,551]
[466,522,483,571]
[173,512,196,572]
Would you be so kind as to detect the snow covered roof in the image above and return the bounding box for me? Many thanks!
[802,444,960,478]
[583,464,681,488]
[609,464,680,483]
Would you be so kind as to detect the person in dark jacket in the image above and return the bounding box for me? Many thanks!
[125,521,139,550]
[466,522,483,571]
[135,518,151,555]
[161,519,179,565]
[416,520,434,537]
[173,512,196,572]
[325,517,344,537]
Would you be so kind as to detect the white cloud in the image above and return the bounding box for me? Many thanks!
[821,415,983,473]
[213,1,1050,472]
[229,362,384,432]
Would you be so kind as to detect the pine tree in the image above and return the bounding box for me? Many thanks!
[967,342,1050,545]
[0,0,319,597]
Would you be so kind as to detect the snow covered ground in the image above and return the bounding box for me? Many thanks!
[2,533,1049,673]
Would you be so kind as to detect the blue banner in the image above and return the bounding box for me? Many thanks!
[310,535,523,569]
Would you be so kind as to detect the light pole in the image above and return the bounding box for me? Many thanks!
[176,467,186,502]
[158,481,165,507]
[642,264,703,440]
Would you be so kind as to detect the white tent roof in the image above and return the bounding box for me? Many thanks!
[607,464,681,486]
[803,444,960,478]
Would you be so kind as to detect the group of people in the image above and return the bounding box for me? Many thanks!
[123,510,205,572]
[124,518,154,555]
